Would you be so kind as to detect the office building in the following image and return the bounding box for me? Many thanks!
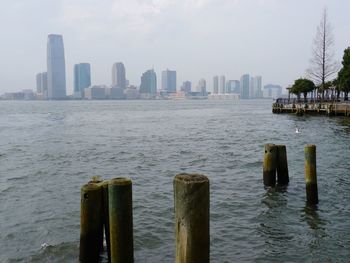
[181,81,192,93]
[240,74,250,99]
[74,63,91,98]
[140,69,157,95]
[197,79,207,95]
[251,76,262,98]
[111,62,126,89]
[263,84,282,98]
[219,75,226,94]
[47,34,66,99]
[161,69,176,92]
[213,76,219,94]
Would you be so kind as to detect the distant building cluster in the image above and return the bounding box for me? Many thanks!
[0,34,284,100]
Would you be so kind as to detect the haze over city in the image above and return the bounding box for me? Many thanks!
[1,0,350,94]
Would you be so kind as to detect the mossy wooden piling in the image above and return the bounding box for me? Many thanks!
[100,180,111,262]
[263,144,278,187]
[108,178,134,263]
[174,173,209,263]
[276,145,289,185]
[79,183,103,263]
[305,145,318,205]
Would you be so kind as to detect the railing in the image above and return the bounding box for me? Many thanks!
[275,98,348,105]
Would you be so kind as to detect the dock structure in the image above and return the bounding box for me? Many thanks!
[272,98,350,116]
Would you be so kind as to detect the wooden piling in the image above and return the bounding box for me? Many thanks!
[108,178,133,263]
[79,183,103,263]
[263,144,278,187]
[276,145,289,185]
[305,145,318,205]
[174,173,209,263]
[100,180,111,262]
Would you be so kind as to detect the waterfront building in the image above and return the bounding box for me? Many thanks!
[240,74,250,99]
[74,63,91,98]
[84,85,107,99]
[161,69,176,92]
[47,34,66,99]
[263,84,282,98]
[226,80,240,94]
[111,62,126,89]
[36,72,48,98]
[140,69,157,95]
[197,79,207,95]
[213,76,219,94]
[219,75,226,94]
[251,76,262,98]
[181,81,192,93]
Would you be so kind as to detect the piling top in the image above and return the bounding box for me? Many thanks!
[81,183,101,192]
[109,177,132,186]
[305,144,316,149]
[175,173,209,184]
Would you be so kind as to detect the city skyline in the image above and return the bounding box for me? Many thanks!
[1,1,350,94]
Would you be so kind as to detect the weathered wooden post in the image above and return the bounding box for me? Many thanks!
[174,173,209,263]
[109,178,133,263]
[79,183,103,263]
[276,145,289,185]
[305,145,318,205]
[100,180,111,262]
[263,144,278,187]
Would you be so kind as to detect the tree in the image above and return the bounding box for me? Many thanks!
[338,47,350,100]
[307,8,338,98]
[290,78,316,102]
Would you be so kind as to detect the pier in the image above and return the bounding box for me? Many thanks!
[272,98,350,116]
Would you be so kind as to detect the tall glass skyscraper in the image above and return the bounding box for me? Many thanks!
[161,69,176,92]
[47,34,66,99]
[74,63,91,97]
[240,74,250,99]
[140,69,157,94]
[111,62,126,89]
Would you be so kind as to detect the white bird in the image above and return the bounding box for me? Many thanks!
[295,128,300,134]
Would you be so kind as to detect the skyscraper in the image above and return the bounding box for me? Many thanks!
[36,73,43,94]
[197,79,207,95]
[74,63,91,98]
[251,76,262,98]
[111,62,126,89]
[213,76,219,94]
[161,69,176,92]
[181,81,192,93]
[240,74,250,99]
[140,69,157,94]
[36,72,48,96]
[47,34,66,99]
[219,75,226,94]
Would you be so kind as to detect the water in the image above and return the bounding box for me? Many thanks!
[0,99,350,262]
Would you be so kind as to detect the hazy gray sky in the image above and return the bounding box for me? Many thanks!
[0,0,349,94]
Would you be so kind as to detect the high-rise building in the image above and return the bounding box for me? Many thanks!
[111,62,126,89]
[161,69,176,92]
[251,76,262,98]
[219,75,226,94]
[36,72,48,96]
[181,81,192,93]
[263,84,282,98]
[140,69,157,94]
[197,79,207,95]
[213,76,219,94]
[36,73,43,94]
[240,74,250,99]
[74,63,91,98]
[47,34,66,99]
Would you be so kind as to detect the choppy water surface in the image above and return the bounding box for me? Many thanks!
[1,100,350,262]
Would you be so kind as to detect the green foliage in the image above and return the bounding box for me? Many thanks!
[338,47,350,95]
[290,78,316,99]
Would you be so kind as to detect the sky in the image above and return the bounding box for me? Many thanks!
[0,0,350,94]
